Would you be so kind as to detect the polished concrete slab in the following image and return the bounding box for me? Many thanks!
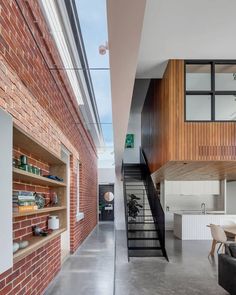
[44,222,115,295]
[115,231,228,295]
[44,224,228,295]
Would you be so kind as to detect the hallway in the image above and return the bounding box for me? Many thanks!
[45,223,115,295]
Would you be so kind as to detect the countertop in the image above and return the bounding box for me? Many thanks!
[173,211,226,216]
[173,212,236,240]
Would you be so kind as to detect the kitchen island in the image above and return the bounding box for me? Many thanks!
[174,212,236,240]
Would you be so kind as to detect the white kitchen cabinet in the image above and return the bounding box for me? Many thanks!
[174,213,236,240]
[165,180,220,195]
[0,109,13,274]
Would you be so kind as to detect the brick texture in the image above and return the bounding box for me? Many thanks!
[0,0,98,294]
[0,238,61,295]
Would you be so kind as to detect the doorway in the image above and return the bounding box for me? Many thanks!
[99,184,114,221]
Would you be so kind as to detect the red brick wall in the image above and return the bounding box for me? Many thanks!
[0,0,98,294]
[0,237,61,295]
[14,213,49,242]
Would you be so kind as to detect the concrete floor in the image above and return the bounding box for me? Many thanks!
[115,231,228,295]
[44,224,228,295]
[44,222,115,295]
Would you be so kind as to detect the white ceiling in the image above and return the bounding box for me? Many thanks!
[137,0,236,78]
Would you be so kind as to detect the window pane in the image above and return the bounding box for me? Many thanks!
[215,64,236,91]
[186,64,211,91]
[215,95,236,120]
[186,95,211,121]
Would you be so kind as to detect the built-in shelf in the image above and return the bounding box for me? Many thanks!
[12,125,67,263]
[13,126,65,165]
[13,228,66,263]
[13,168,66,187]
[13,206,67,218]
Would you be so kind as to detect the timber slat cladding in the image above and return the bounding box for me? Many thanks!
[152,161,236,181]
[141,60,236,180]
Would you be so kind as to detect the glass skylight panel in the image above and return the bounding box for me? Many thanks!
[40,0,83,105]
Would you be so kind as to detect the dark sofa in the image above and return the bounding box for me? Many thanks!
[218,244,236,295]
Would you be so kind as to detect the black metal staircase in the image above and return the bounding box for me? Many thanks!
[123,150,168,260]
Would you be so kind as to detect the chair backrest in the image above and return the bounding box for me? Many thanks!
[210,224,227,243]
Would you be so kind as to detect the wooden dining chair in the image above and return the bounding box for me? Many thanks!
[209,224,235,256]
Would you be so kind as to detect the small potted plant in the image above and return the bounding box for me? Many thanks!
[127,194,143,222]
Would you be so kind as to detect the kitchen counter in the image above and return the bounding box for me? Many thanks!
[174,213,236,240]
[174,212,225,215]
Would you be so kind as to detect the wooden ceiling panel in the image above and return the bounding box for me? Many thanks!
[152,161,236,182]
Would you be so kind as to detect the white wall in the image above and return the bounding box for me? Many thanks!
[114,174,126,230]
[226,181,236,214]
[123,112,141,163]
[0,109,13,274]
[98,168,115,184]
[165,194,221,212]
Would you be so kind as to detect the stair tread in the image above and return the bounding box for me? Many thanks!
[128,228,156,232]
[137,215,152,218]
[138,209,151,210]
[129,221,155,225]
[128,246,161,250]
[125,185,146,186]
[128,237,159,240]
[124,161,168,260]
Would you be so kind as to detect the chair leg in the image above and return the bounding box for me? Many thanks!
[209,239,217,256]
[222,243,226,254]
[217,243,222,253]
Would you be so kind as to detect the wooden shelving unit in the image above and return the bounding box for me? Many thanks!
[13,127,64,165]
[13,168,66,187]
[13,206,66,218]
[12,125,68,262]
[13,228,66,263]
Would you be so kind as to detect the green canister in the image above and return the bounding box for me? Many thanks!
[32,166,37,174]
[20,155,28,165]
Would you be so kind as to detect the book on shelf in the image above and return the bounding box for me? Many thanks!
[17,200,36,206]
[13,197,34,201]
[13,191,34,196]
[13,196,35,201]
[14,205,38,213]
[13,191,38,213]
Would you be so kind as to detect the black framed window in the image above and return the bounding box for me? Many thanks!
[185,60,236,121]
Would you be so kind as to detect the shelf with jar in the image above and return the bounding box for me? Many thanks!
[13,188,66,214]
[12,125,68,263]
[13,167,66,187]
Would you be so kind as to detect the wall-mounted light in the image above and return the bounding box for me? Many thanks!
[99,41,109,55]
[233,73,236,80]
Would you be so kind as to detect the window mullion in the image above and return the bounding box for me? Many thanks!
[211,62,215,121]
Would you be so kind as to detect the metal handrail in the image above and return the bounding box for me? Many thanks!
[140,148,169,261]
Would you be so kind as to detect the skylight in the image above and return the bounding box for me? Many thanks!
[40,0,84,105]
[75,0,114,167]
